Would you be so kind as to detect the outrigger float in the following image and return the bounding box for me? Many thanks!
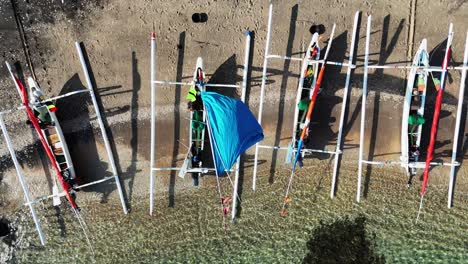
[357,16,468,213]
[149,31,262,223]
[251,2,360,214]
[1,42,128,245]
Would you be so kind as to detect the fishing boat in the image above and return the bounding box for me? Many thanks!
[179,58,207,186]
[1,43,128,245]
[356,17,463,211]
[251,3,360,201]
[287,33,321,164]
[27,77,78,191]
[149,31,256,221]
[6,63,79,210]
[400,39,429,182]
[281,25,336,216]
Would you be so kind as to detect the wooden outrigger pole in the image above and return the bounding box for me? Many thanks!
[149,31,251,221]
[252,2,359,200]
[357,17,465,209]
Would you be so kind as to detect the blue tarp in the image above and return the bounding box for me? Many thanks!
[201,91,264,176]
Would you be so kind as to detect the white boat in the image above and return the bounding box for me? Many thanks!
[286,30,336,164]
[179,57,207,186]
[400,39,429,177]
[27,77,77,189]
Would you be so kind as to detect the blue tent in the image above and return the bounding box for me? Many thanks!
[201,91,264,176]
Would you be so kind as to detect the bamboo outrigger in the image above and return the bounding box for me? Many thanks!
[252,2,359,201]
[149,31,252,222]
[0,42,128,245]
[357,16,468,211]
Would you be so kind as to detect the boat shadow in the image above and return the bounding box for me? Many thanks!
[55,74,117,204]
[55,43,129,206]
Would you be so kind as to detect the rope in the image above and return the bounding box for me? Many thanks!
[204,110,230,231]
[281,169,296,216]
[416,194,425,223]
[214,171,226,230]
[72,208,96,259]
[205,110,242,204]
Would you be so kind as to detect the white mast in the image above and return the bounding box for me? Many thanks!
[252,2,273,191]
[357,15,372,202]
[232,30,251,222]
[447,30,468,208]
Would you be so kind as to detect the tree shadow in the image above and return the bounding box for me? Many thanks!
[303,215,385,264]
[0,217,16,246]
[11,0,107,25]
[0,217,18,262]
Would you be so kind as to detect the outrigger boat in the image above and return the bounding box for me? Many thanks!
[0,42,128,245]
[6,63,79,210]
[27,78,78,190]
[28,77,79,206]
[281,24,337,216]
[149,31,257,223]
[418,26,454,219]
[287,32,322,166]
[401,39,430,184]
[179,57,207,186]
[356,17,467,212]
[252,2,359,209]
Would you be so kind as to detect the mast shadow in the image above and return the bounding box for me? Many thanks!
[269,4,298,185]
[124,51,141,209]
[168,32,185,208]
